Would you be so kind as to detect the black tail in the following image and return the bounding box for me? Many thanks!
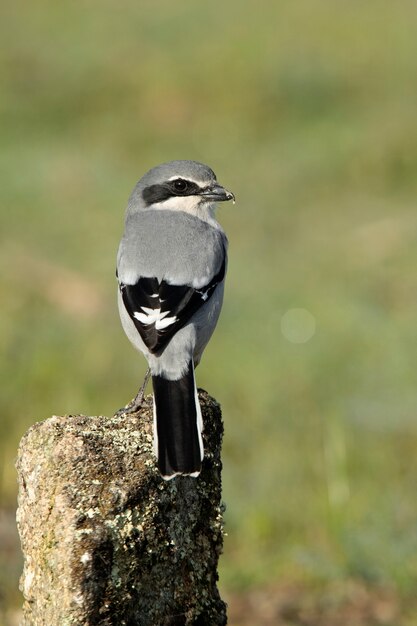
[152,361,203,479]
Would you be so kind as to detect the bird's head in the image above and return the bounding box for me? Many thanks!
[127,160,235,217]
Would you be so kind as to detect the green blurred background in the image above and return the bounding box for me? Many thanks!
[1,1,417,624]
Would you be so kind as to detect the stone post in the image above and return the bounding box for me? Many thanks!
[16,390,227,626]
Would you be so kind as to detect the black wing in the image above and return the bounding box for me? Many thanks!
[119,256,226,355]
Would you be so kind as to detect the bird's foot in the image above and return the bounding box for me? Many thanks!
[114,368,151,417]
[114,397,142,417]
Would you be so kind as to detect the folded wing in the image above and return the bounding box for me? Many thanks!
[119,254,226,354]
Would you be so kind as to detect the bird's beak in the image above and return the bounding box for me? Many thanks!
[200,183,235,203]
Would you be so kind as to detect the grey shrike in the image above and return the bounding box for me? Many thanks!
[116,160,234,479]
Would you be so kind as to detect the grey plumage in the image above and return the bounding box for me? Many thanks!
[116,160,234,479]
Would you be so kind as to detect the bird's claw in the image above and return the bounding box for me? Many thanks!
[114,398,143,417]
[114,368,152,417]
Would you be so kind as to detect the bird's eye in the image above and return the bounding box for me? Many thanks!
[173,179,188,193]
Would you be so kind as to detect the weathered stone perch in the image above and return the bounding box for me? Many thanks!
[16,390,227,626]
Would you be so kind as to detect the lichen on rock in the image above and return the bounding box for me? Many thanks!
[16,390,227,626]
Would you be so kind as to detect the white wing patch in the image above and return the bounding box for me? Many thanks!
[196,289,209,301]
[133,307,177,330]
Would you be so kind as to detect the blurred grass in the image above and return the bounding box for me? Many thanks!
[2,0,417,621]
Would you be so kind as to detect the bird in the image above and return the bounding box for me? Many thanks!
[116,160,234,480]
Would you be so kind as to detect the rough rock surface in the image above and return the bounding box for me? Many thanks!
[16,390,227,626]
